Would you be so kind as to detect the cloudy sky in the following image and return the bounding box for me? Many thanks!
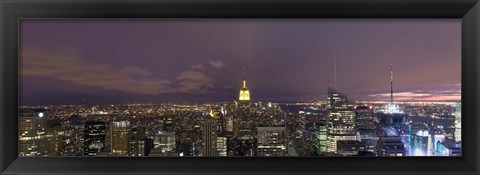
[20,19,461,105]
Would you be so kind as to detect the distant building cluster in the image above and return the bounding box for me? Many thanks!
[19,69,461,157]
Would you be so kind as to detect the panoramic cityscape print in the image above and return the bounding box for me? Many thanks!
[19,19,461,157]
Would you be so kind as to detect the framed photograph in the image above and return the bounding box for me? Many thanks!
[1,0,479,174]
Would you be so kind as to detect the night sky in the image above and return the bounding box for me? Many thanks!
[20,19,461,105]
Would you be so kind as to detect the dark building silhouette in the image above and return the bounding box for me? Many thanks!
[84,121,107,156]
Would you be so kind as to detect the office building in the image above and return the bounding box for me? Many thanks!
[256,127,287,156]
[47,124,64,156]
[436,141,461,156]
[454,105,461,142]
[216,136,227,156]
[84,121,107,156]
[163,117,175,131]
[180,142,194,157]
[202,117,217,156]
[378,136,405,156]
[19,109,49,156]
[138,137,154,156]
[313,123,328,154]
[357,129,377,153]
[337,140,367,156]
[129,127,146,156]
[355,105,375,130]
[326,88,357,153]
[153,131,176,155]
[111,121,130,156]
[410,130,433,156]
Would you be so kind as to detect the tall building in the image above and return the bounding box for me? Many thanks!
[129,127,146,156]
[238,67,251,108]
[234,68,255,146]
[381,65,407,126]
[257,127,288,156]
[225,116,234,132]
[356,129,377,153]
[63,124,84,156]
[379,112,407,126]
[162,117,175,131]
[153,131,176,155]
[216,136,227,156]
[326,88,357,153]
[180,142,194,157]
[47,124,64,156]
[138,137,154,156]
[110,121,130,156]
[84,121,107,156]
[378,136,405,156]
[454,105,461,142]
[410,130,433,156]
[354,105,377,153]
[236,110,254,141]
[202,117,217,156]
[337,140,367,156]
[313,123,328,155]
[436,141,461,156]
[19,109,48,156]
[355,105,375,130]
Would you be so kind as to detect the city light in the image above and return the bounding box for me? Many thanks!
[413,148,425,156]
[18,92,462,157]
[17,61,461,157]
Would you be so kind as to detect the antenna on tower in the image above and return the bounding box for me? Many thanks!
[334,53,337,89]
[390,64,394,103]
[242,66,247,88]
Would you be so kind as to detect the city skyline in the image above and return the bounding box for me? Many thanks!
[20,19,460,105]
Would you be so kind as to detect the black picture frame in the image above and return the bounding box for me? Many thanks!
[1,0,479,174]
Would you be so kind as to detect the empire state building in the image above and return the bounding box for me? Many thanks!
[238,68,251,108]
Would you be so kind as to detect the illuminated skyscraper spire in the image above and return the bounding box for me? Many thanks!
[385,64,402,114]
[390,64,393,103]
[243,67,247,88]
[239,67,250,107]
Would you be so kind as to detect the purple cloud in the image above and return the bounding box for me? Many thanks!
[21,47,216,95]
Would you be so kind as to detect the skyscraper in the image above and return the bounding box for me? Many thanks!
[256,127,288,156]
[235,68,255,147]
[216,136,227,156]
[238,67,251,108]
[435,141,461,156]
[153,131,176,155]
[129,127,146,156]
[377,136,405,156]
[337,140,367,156]
[454,105,461,142]
[47,124,64,156]
[202,117,217,156]
[313,123,328,155]
[384,65,402,114]
[355,105,375,130]
[111,121,130,156]
[381,65,407,126]
[84,121,107,156]
[410,130,433,156]
[354,105,377,153]
[138,137,154,156]
[19,109,48,156]
[326,88,357,153]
